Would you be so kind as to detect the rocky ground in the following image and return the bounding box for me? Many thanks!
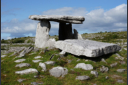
[1,31,127,85]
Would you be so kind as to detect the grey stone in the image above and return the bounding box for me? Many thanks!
[15,63,31,68]
[117,79,124,83]
[90,71,98,77]
[44,61,55,65]
[39,62,46,71]
[117,69,126,72]
[59,50,66,55]
[119,61,126,65]
[74,63,93,70]
[105,76,109,79]
[49,66,68,77]
[18,46,34,58]
[110,62,117,67]
[35,20,51,48]
[76,75,90,80]
[77,59,80,61]
[17,79,26,83]
[14,59,26,63]
[31,82,38,85]
[45,38,56,49]
[1,55,6,58]
[32,60,41,63]
[29,15,85,24]
[15,68,38,75]
[34,56,42,59]
[115,53,124,60]
[100,66,109,72]
[34,75,39,78]
[54,39,121,57]
[101,58,107,63]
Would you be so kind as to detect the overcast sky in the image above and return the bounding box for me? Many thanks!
[1,0,127,40]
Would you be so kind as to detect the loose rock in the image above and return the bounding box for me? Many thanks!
[14,59,26,63]
[117,69,126,72]
[34,56,42,59]
[110,62,117,67]
[100,65,109,72]
[49,66,68,77]
[117,79,124,83]
[44,61,55,65]
[105,76,109,79]
[1,55,6,58]
[39,62,46,71]
[15,68,38,75]
[32,60,41,63]
[119,61,126,65]
[15,63,31,68]
[74,63,93,70]
[76,75,90,80]
[17,79,26,83]
[90,71,98,77]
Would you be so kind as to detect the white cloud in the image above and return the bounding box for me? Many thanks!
[1,4,127,39]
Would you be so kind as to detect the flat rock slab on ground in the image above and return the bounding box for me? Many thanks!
[14,59,26,63]
[15,63,31,68]
[39,62,46,71]
[44,61,55,65]
[34,56,42,59]
[117,69,126,72]
[15,68,38,75]
[74,63,93,70]
[49,66,68,77]
[76,75,90,80]
[29,15,85,24]
[55,39,121,57]
[1,55,6,58]
[32,60,42,63]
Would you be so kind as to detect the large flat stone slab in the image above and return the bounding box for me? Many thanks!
[54,39,121,57]
[29,15,85,24]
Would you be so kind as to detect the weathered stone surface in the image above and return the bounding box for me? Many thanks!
[74,63,93,70]
[35,20,51,48]
[101,58,107,63]
[90,71,98,77]
[14,59,26,63]
[119,61,126,65]
[78,34,83,40]
[117,69,126,72]
[55,39,121,57]
[76,75,90,80]
[105,76,109,79]
[110,62,117,67]
[15,68,38,75]
[32,60,41,63]
[15,63,31,68]
[31,82,43,85]
[39,62,46,71]
[17,79,26,83]
[115,53,124,60]
[49,66,68,77]
[45,38,56,49]
[34,56,42,59]
[29,15,85,24]
[44,61,55,65]
[1,55,6,58]
[117,79,124,83]
[100,66,109,72]
[17,46,34,58]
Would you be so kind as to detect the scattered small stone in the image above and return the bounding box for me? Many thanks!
[76,75,90,80]
[39,62,46,71]
[34,75,39,78]
[90,71,98,77]
[105,76,109,79]
[31,82,38,85]
[1,55,6,58]
[117,69,126,72]
[75,63,93,70]
[15,63,31,68]
[49,66,68,77]
[119,61,126,65]
[85,60,89,61]
[101,58,107,63]
[14,59,26,63]
[124,48,127,50]
[15,68,38,75]
[100,65,109,72]
[115,53,124,60]
[32,60,41,63]
[34,56,42,59]
[17,79,26,83]
[44,61,55,65]
[117,79,124,83]
[29,52,36,55]
[93,84,97,85]
[110,62,117,67]
[77,59,80,61]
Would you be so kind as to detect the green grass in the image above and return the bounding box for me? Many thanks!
[1,31,127,85]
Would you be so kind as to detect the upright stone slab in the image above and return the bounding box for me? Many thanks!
[35,20,51,48]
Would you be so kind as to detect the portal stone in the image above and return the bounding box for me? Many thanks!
[35,20,51,48]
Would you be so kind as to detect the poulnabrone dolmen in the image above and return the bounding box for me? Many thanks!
[29,15,121,57]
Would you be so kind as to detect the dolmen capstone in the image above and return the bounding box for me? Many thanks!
[29,15,84,48]
[54,39,121,57]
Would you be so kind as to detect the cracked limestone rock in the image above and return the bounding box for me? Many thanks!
[15,68,38,75]
[76,75,90,80]
[44,61,55,65]
[14,59,26,63]
[90,71,98,77]
[74,63,93,70]
[32,60,42,63]
[49,66,68,77]
[15,63,31,68]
